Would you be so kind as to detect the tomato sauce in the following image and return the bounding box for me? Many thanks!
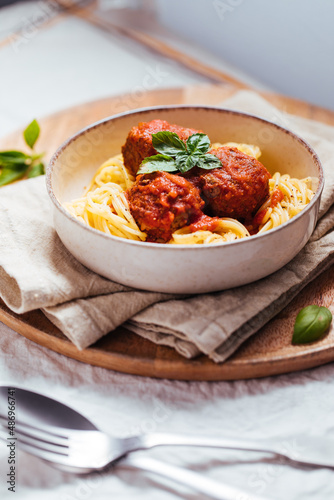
[189,214,220,233]
[252,209,267,227]
[122,119,201,175]
[127,171,204,242]
[270,187,284,207]
[250,187,284,233]
[200,147,271,220]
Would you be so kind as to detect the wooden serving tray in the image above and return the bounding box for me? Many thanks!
[1,84,334,380]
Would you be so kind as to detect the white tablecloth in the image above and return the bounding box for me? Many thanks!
[1,3,334,499]
[1,323,334,500]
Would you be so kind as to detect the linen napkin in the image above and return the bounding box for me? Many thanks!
[0,91,334,362]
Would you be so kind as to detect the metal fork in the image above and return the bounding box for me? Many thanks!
[0,416,268,500]
[1,412,333,469]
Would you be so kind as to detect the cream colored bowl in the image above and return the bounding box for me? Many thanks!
[46,106,323,294]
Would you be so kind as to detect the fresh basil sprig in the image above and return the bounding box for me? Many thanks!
[0,119,45,187]
[137,131,222,175]
[292,305,332,344]
[24,119,40,149]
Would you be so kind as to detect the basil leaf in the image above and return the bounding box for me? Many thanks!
[152,131,186,156]
[28,162,45,178]
[137,154,177,174]
[31,152,44,161]
[195,154,222,170]
[186,133,210,154]
[138,131,221,176]
[293,305,332,344]
[0,165,28,186]
[0,151,31,167]
[0,150,29,159]
[24,119,40,149]
[175,153,197,173]
[0,120,45,187]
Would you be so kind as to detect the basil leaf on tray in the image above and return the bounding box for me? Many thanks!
[0,150,30,159]
[0,165,28,186]
[28,162,45,178]
[23,119,40,149]
[0,151,31,167]
[292,305,332,344]
[0,119,45,186]
[138,131,222,175]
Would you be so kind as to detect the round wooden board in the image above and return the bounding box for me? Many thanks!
[1,84,334,380]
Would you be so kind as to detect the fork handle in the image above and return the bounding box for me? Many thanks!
[122,455,267,500]
[143,433,276,457]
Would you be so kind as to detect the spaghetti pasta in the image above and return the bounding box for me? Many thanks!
[256,172,314,234]
[65,144,314,245]
[65,155,146,241]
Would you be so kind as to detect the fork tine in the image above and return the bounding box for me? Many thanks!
[0,413,72,437]
[0,428,73,466]
[0,415,71,448]
[0,418,106,460]
[0,414,99,449]
[0,427,107,472]
[0,427,69,455]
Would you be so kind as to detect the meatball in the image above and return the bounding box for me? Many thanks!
[127,171,204,243]
[122,119,201,175]
[181,166,203,191]
[199,147,271,220]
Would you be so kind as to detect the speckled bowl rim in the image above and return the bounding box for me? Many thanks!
[46,105,324,251]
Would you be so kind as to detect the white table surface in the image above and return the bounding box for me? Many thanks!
[1,3,334,499]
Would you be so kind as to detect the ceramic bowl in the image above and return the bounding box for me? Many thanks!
[46,106,323,294]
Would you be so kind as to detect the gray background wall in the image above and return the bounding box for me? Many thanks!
[156,0,334,110]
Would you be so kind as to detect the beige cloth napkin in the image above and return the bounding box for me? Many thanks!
[0,91,334,362]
